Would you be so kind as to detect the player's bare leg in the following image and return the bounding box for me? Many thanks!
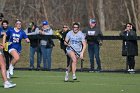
[9,50,20,75]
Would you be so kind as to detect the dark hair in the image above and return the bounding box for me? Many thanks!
[125,23,136,31]
[73,22,80,28]
[32,22,37,29]
[125,23,132,27]
[1,20,9,25]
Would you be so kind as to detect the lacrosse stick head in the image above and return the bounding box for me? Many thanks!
[54,30,62,39]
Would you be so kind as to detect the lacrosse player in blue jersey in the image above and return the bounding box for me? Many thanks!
[6,20,30,76]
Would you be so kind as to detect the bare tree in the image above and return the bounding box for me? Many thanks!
[86,0,95,19]
[131,0,139,31]
[98,0,105,32]
[0,0,7,13]
[124,0,132,23]
[1,0,139,30]
[41,0,48,20]
[137,0,140,30]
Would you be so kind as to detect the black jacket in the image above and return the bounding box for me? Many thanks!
[82,26,103,45]
[120,30,138,56]
[27,27,39,48]
[59,30,69,49]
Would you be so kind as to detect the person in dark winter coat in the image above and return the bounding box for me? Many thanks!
[59,25,71,70]
[120,23,138,72]
[25,22,42,70]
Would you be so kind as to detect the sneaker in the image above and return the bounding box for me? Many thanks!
[89,68,94,72]
[96,67,102,71]
[6,70,10,79]
[36,66,41,71]
[73,76,77,80]
[9,65,14,75]
[128,69,135,72]
[89,70,94,72]
[29,66,34,70]
[64,74,69,82]
[130,69,135,72]
[128,69,131,71]
[4,81,16,88]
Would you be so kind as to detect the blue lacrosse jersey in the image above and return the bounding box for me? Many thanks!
[6,28,28,53]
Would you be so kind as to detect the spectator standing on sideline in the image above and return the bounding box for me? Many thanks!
[82,18,103,72]
[0,20,13,79]
[59,25,71,73]
[120,23,138,73]
[25,22,42,70]
[39,21,54,71]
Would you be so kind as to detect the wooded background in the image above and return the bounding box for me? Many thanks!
[0,0,140,32]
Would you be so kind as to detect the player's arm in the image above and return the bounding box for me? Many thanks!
[80,41,86,59]
[25,38,30,43]
[80,33,87,59]
[64,32,70,46]
[64,37,69,46]
[23,31,30,43]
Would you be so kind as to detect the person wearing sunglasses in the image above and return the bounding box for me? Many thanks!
[120,23,138,73]
[64,22,86,81]
[59,25,71,75]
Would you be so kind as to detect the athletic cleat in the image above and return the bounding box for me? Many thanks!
[73,76,77,80]
[9,65,14,75]
[4,81,16,88]
[6,70,10,79]
[64,74,69,82]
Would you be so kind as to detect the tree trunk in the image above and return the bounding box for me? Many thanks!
[86,0,95,19]
[41,0,48,20]
[98,0,105,32]
[137,0,140,30]
[124,0,131,23]
[0,0,6,13]
[138,0,140,16]
[131,0,139,31]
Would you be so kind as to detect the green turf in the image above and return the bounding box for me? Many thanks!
[0,71,140,93]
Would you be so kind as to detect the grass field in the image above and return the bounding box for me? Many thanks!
[0,71,140,93]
